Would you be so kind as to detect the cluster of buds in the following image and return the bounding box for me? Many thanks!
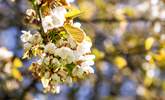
[21,0,95,93]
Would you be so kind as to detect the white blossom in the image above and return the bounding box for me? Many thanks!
[54,47,74,60]
[51,73,60,82]
[66,53,75,64]
[42,7,67,33]
[30,33,42,44]
[52,58,60,66]
[21,31,32,42]
[22,2,95,94]
[68,36,77,49]
[23,42,32,51]
[44,57,50,65]
[42,16,55,33]
[44,43,57,54]
[56,39,66,47]
[41,72,51,88]
[66,76,72,86]
[37,53,46,65]
[51,7,66,23]
[81,66,94,74]
[81,60,94,67]
[80,60,95,74]
[78,55,95,61]
[72,66,84,77]
[41,77,50,88]
[26,9,36,16]
[77,40,92,55]
[53,85,60,94]
[44,71,50,79]
[58,69,67,79]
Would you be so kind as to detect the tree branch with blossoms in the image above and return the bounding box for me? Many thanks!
[21,0,95,93]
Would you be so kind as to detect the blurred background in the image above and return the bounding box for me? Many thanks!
[0,0,165,100]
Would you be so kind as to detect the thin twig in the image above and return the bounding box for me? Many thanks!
[29,0,47,43]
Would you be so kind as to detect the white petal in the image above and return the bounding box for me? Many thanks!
[54,85,60,94]
[72,66,83,77]
[51,7,66,19]
[41,77,50,88]
[42,16,54,32]
[73,22,81,28]
[51,73,60,82]
[81,60,94,67]
[82,66,94,74]
[42,7,66,32]
[26,9,35,16]
[44,57,50,65]
[78,55,95,61]
[21,31,32,42]
[66,76,72,86]
[77,41,92,54]
[24,42,32,51]
[44,43,57,54]
[56,47,74,59]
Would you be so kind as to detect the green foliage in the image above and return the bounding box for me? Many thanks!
[66,63,76,75]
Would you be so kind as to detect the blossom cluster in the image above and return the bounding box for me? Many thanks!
[21,0,95,93]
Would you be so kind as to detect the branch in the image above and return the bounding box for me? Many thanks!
[29,0,47,43]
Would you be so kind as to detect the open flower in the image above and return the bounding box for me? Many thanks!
[30,33,43,44]
[43,57,51,65]
[72,65,84,78]
[78,55,95,61]
[21,31,32,43]
[23,42,32,51]
[44,43,57,54]
[42,7,67,33]
[51,73,60,83]
[82,66,94,74]
[77,40,92,55]
[26,9,36,16]
[54,47,74,59]
[52,85,60,94]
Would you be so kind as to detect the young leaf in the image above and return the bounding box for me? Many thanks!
[65,8,82,19]
[64,24,85,43]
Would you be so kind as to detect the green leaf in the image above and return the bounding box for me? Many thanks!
[66,63,76,75]
[48,31,61,43]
